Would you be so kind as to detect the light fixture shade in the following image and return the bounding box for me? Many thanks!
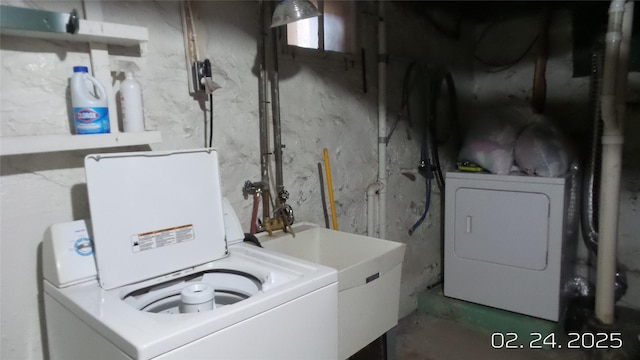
[271,0,321,28]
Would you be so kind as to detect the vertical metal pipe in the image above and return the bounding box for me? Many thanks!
[318,0,325,51]
[258,1,271,219]
[270,4,284,207]
[250,191,261,234]
[377,0,387,239]
[531,6,550,114]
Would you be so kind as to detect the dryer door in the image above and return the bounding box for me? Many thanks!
[453,187,549,270]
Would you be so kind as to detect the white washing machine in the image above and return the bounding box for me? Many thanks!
[444,172,577,321]
[42,149,338,360]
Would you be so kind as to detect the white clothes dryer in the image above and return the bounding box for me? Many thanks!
[443,171,576,321]
[43,149,338,360]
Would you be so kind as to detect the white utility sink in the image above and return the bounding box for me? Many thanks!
[259,223,406,359]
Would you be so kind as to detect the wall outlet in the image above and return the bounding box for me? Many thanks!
[192,59,211,93]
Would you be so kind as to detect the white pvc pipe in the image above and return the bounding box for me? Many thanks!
[596,136,624,325]
[616,1,633,124]
[377,0,387,240]
[600,0,625,131]
[595,0,633,325]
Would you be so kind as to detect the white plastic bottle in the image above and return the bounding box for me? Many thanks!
[70,66,110,134]
[120,72,145,132]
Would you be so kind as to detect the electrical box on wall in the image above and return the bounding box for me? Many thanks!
[192,59,211,93]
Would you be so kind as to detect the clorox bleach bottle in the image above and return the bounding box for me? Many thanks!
[71,66,110,134]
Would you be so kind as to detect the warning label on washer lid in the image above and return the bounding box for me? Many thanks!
[131,225,195,253]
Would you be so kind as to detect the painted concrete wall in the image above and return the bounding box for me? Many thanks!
[0,1,470,359]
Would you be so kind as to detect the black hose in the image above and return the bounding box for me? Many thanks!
[582,40,604,255]
[208,93,213,147]
[402,63,458,234]
[243,233,262,248]
[427,70,458,192]
[409,175,432,235]
[408,64,434,235]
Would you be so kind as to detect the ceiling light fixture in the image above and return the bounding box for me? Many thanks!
[271,0,320,28]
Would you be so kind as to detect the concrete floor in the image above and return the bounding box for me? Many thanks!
[395,311,640,360]
[395,311,585,360]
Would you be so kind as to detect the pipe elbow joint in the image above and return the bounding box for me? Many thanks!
[609,0,627,13]
[601,134,624,145]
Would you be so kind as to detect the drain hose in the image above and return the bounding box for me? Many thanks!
[402,63,458,234]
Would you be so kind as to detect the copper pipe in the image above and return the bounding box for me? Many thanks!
[532,6,550,114]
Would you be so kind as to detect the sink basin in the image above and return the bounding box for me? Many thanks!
[259,223,406,359]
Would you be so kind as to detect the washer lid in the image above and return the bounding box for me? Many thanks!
[85,149,227,290]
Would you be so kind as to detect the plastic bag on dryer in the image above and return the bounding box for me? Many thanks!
[514,119,570,177]
[458,117,518,175]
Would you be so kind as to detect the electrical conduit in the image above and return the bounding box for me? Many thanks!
[371,0,387,239]
[367,182,383,237]
[595,0,633,325]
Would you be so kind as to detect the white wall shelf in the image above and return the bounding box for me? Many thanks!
[0,5,160,156]
[1,132,162,155]
[0,19,148,47]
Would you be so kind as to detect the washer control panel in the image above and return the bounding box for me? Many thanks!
[43,219,97,287]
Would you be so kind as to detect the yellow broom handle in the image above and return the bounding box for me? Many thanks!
[323,148,338,230]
